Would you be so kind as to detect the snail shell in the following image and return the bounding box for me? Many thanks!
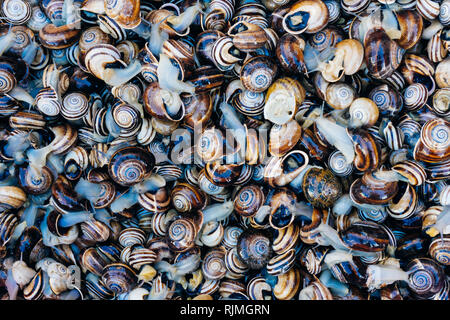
[18,165,54,195]
[273,223,300,255]
[302,167,342,208]
[234,184,265,218]
[171,182,207,213]
[104,0,141,29]
[264,77,306,125]
[282,0,329,34]
[350,170,399,205]
[325,82,356,110]
[340,221,390,252]
[236,229,273,270]
[167,217,197,252]
[368,84,403,118]
[273,268,301,300]
[39,23,80,49]
[228,21,269,52]
[266,248,296,275]
[9,112,46,131]
[404,83,428,111]
[0,186,26,212]
[364,28,404,80]
[395,9,424,50]
[406,258,445,299]
[247,276,272,300]
[240,55,278,93]
[101,263,137,295]
[118,228,146,247]
[413,118,450,164]
[432,88,450,117]
[276,33,307,74]
[202,248,227,280]
[416,0,440,20]
[429,236,450,266]
[108,147,155,187]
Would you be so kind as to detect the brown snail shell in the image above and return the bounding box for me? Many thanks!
[101,263,137,295]
[171,182,207,213]
[350,170,399,205]
[240,55,278,93]
[302,167,343,209]
[167,217,197,252]
[413,118,450,164]
[269,119,302,157]
[282,0,329,34]
[39,23,80,49]
[234,184,265,218]
[236,229,273,270]
[276,33,307,74]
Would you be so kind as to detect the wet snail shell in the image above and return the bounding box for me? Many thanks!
[348,129,382,172]
[269,119,302,157]
[429,235,450,266]
[266,248,296,276]
[264,150,309,188]
[9,112,46,131]
[268,187,298,230]
[247,276,272,300]
[368,84,404,118]
[340,221,390,252]
[228,21,269,52]
[108,146,155,187]
[225,246,249,278]
[143,82,185,122]
[276,33,307,74]
[222,226,243,250]
[0,186,26,212]
[104,0,141,29]
[81,247,111,276]
[406,258,446,299]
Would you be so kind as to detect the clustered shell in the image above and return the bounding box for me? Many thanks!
[0,0,447,301]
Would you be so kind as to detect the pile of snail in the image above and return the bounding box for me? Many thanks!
[0,0,448,301]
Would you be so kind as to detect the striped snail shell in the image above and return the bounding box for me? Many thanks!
[111,101,142,138]
[34,87,61,117]
[97,14,127,42]
[108,147,155,187]
[171,182,207,213]
[64,146,89,181]
[392,160,427,186]
[417,0,440,20]
[201,221,224,247]
[198,169,224,196]
[39,23,81,49]
[276,33,307,74]
[414,118,450,164]
[0,67,16,95]
[89,143,109,169]
[309,26,343,52]
[9,111,46,130]
[202,248,227,280]
[127,245,157,270]
[427,29,447,63]
[18,165,54,195]
[382,120,404,151]
[387,182,418,220]
[299,246,328,275]
[0,186,26,212]
[136,118,156,146]
[350,170,399,205]
[364,27,405,80]
[167,217,197,252]
[299,281,333,300]
[348,129,382,172]
[325,82,356,110]
[328,150,354,177]
[323,0,341,23]
[358,207,388,223]
[118,227,146,247]
[436,57,450,89]
[222,226,243,249]
[273,268,301,300]
[282,0,329,34]
[81,247,110,276]
[432,88,450,117]
[196,30,225,64]
[104,0,141,29]
[80,219,110,243]
[272,223,300,255]
[1,0,31,25]
[234,184,265,218]
[266,248,296,276]
[341,0,370,14]
[236,229,273,270]
[79,26,111,55]
[155,164,183,182]
[27,6,50,32]
[240,55,278,93]
[0,212,18,250]
[429,236,450,266]
[368,84,404,118]
[61,92,89,121]
[0,94,20,118]
[225,247,249,278]
[211,36,244,71]
[406,258,445,299]
[232,89,265,117]
[247,276,272,300]
[228,21,269,52]
[101,263,137,295]
[440,0,450,25]
[23,269,44,300]
[203,0,235,31]
[138,186,171,213]
[404,83,428,111]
